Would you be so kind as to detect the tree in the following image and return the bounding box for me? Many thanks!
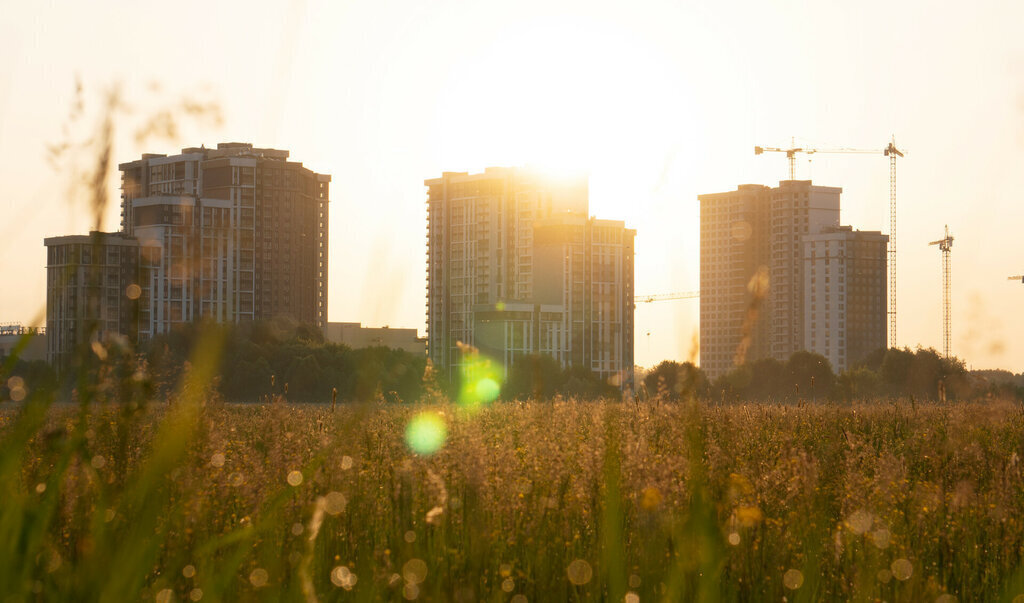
[836,367,882,401]
[785,351,834,401]
[747,358,787,400]
[644,361,709,401]
[287,354,322,399]
[504,354,564,400]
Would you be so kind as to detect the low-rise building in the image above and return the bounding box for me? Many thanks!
[323,322,425,355]
[0,325,48,362]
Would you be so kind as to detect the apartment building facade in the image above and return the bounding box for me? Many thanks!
[45,144,330,367]
[119,143,330,330]
[44,233,142,368]
[698,184,772,378]
[425,168,634,384]
[767,181,841,360]
[699,180,881,379]
[803,226,888,372]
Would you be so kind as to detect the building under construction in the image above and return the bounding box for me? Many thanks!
[699,180,887,378]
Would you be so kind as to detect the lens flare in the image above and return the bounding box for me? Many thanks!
[406,412,447,455]
[457,345,504,408]
[475,377,501,402]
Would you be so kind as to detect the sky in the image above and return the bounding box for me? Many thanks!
[1,0,1022,372]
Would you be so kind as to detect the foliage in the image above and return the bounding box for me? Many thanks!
[141,320,426,403]
[503,354,621,400]
[707,348,1003,404]
[0,360,57,402]
[643,360,709,400]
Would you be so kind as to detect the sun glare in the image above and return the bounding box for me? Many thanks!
[431,16,699,210]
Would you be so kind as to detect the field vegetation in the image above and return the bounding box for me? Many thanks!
[3,329,1024,602]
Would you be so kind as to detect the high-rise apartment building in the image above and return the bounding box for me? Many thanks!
[699,180,881,379]
[698,184,771,378]
[425,168,634,384]
[766,181,841,360]
[119,143,330,330]
[45,144,330,366]
[803,226,888,372]
[44,232,142,368]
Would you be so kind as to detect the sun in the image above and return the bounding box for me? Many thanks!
[429,15,699,197]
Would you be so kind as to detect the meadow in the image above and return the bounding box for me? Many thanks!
[4,386,1024,602]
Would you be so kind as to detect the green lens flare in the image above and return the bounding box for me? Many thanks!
[406,412,447,455]
[458,352,503,407]
[475,377,500,402]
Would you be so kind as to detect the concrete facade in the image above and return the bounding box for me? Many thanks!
[803,226,888,372]
[699,184,772,378]
[425,168,634,384]
[44,233,141,367]
[120,143,330,330]
[767,181,841,360]
[699,180,881,379]
[44,144,330,369]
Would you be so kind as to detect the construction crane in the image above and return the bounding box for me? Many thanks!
[634,291,699,304]
[754,144,809,180]
[754,143,878,180]
[1009,275,1024,284]
[929,225,954,358]
[754,137,904,349]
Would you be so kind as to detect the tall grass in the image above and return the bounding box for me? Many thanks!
[3,383,1024,601]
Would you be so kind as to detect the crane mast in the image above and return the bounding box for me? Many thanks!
[884,139,904,349]
[754,145,803,180]
[928,225,954,359]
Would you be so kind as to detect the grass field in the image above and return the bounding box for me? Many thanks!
[4,390,1024,602]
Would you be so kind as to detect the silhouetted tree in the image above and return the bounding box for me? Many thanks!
[505,354,564,400]
[835,367,883,401]
[644,360,709,401]
[746,358,787,400]
[140,320,426,403]
[786,351,834,401]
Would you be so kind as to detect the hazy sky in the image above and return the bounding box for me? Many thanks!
[1,0,1022,372]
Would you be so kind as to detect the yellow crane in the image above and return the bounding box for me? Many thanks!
[929,225,954,359]
[754,137,904,349]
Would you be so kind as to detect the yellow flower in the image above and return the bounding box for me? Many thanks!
[640,487,663,510]
[736,505,764,527]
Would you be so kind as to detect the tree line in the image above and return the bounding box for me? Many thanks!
[642,347,1024,403]
[139,320,426,403]
[3,322,1022,404]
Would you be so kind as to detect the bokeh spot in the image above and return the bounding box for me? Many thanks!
[406,412,447,455]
